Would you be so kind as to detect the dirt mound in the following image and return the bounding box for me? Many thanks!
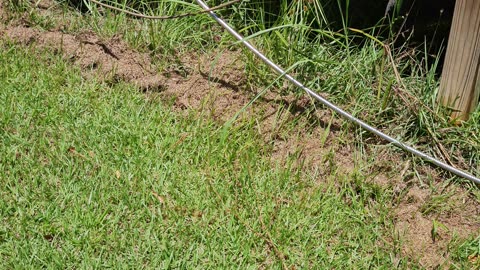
[161,50,251,120]
[4,25,165,91]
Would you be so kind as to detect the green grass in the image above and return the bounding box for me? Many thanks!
[1,1,479,268]
[452,235,480,269]
[0,42,415,268]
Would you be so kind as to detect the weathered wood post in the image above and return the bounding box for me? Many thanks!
[438,0,480,121]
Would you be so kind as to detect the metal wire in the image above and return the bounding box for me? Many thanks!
[195,0,480,185]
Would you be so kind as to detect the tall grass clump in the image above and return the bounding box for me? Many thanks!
[227,0,479,181]
[86,0,221,56]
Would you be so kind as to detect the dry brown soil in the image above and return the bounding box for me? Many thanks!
[1,1,479,268]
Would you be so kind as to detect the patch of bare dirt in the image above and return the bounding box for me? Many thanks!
[161,51,251,120]
[394,184,479,268]
[362,150,480,268]
[4,25,165,91]
[1,3,479,269]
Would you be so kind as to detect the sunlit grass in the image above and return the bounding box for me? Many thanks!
[0,42,416,268]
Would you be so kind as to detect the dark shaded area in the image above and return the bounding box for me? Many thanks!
[348,0,455,71]
[306,0,455,73]
[392,0,454,54]
[348,0,455,75]
[63,0,89,13]
[236,0,456,73]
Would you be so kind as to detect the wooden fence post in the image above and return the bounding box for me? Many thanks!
[438,0,480,121]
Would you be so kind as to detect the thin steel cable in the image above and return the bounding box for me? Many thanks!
[195,0,480,185]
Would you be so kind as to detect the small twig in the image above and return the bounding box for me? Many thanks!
[426,127,454,166]
[384,0,397,16]
[392,2,416,46]
[89,0,241,20]
[399,159,410,178]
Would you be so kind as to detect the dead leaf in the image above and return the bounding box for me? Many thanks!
[170,133,189,150]
[67,146,86,159]
[468,254,479,264]
[192,210,203,218]
[152,191,165,204]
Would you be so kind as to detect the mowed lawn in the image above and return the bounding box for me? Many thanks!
[0,43,407,268]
